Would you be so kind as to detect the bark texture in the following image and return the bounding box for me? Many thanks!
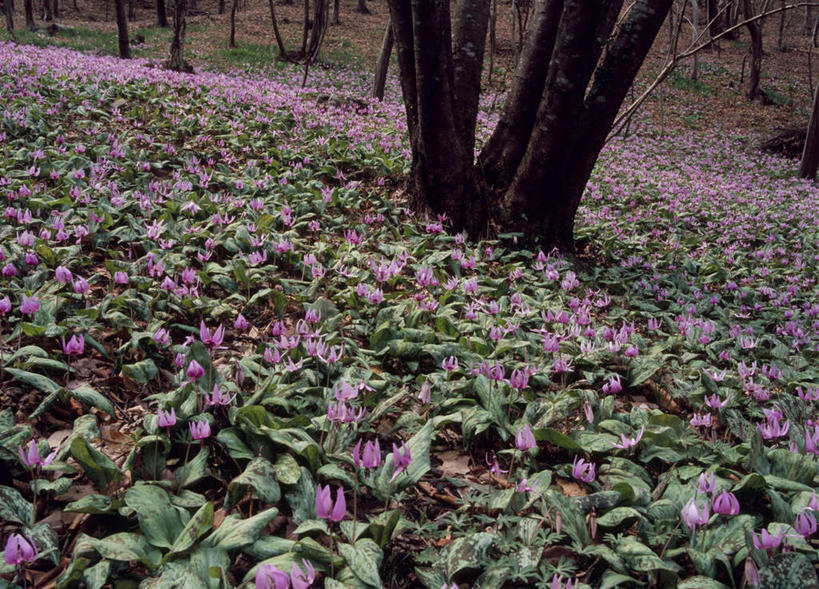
[166,0,193,72]
[800,81,819,178]
[24,0,34,30]
[371,18,393,100]
[115,0,131,59]
[2,0,15,40]
[389,0,673,249]
[156,0,168,27]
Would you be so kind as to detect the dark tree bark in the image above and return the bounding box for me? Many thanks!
[742,0,763,100]
[115,0,131,58]
[371,17,393,100]
[229,0,237,46]
[707,0,722,39]
[52,0,58,19]
[268,0,290,60]
[355,0,368,14]
[389,0,673,249]
[128,0,135,21]
[24,0,35,30]
[156,0,168,27]
[218,0,224,14]
[777,0,786,50]
[166,0,192,71]
[1,0,16,40]
[331,0,339,25]
[800,82,819,178]
[44,0,53,22]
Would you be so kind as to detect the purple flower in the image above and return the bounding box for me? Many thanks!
[186,360,205,381]
[795,510,817,538]
[704,394,731,409]
[681,497,709,531]
[157,408,176,428]
[390,442,412,482]
[204,384,236,406]
[256,563,290,589]
[696,473,716,495]
[290,559,316,589]
[611,427,644,450]
[4,533,38,566]
[153,328,170,346]
[114,271,129,285]
[0,296,10,315]
[73,277,90,295]
[712,490,740,516]
[515,478,535,493]
[417,380,431,404]
[509,368,529,390]
[550,574,578,589]
[753,528,784,551]
[353,439,381,469]
[61,334,85,358]
[189,420,211,440]
[571,456,596,483]
[55,266,73,283]
[18,440,59,468]
[602,374,622,395]
[690,413,712,428]
[234,313,248,331]
[20,295,39,315]
[315,484,346,522]
[441,356,458,372]
[515,425,537,452]
[199,321,225,349]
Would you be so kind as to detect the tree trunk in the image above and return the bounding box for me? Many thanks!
[156,0,168,26]
[390,0,672,248]
[128,0,135,20]
[301,0,309,55]
[355,0,368,14]
[388,0,488,236]
[691,0,699,79]
[800,81,819,178]
[805,5,814,35]
[480,0,564,190]
[52,0,58,19]
[218,0,224,14]
[331,0,339,25]
[268,0,290,60]
[166,0,192,71]
[44,0,53,22]
[743,0,762,100]
[24,0,34,30]
[777,0,786,50]
[229,0,237,46]
[115,0,131,58]
[2,0,16,40]
[707,0,722,39]
[371,17,393,100]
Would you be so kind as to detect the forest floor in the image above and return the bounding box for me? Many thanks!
[0,4,817,589]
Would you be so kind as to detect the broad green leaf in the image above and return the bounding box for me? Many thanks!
[226,457,281,508]
[274,454,302,485]
[89,533,161,569]
[70,437,123,490]
[121,358,158,383]
[176,447,210,489]
[203,507,278,550]
[0,485,32,524]
[5,367,62,394]
[64,494,116,514]
[69,385,114,416]
[168,502,214,557]
[338,539,383,589]
[125,484,187,550]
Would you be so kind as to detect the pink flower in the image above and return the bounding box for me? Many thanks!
[189,420,211,440]
[353,439,381,469]
[114,271,129,285]
[234,313,248,331]
[390,441,411,482]
[204,384,235,406]
[795,510,817,538]
[611,427,644,450]
[290,559,316,589]
[571,456,596,483]
[18,440,59,468]
[255,563,290,589]
[186,360,204,381]
[61,334,85,358]
[515,425,537,451]
[4,533,38,565]
[681,497,709,531]
[602,375,622,395]
[20,295,39,315]
[199,321,225,348]
[441,356,458,372]
[55,266,73,283]
[752,527,784,551]
[712,490,740,516]
[315,484,345,522]
[0,296,10,315]
[157,408,176,428]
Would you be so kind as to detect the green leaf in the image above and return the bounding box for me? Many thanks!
[538,427,581,451]
[125,484,187,550]
[0,485,32,524]
[274,453,302,485]
[758,552,819,589]
[337,539,383,589]
[678,577,729,589]
[442,532,495,579]
[5,367,62,394]
[596,507,642,529]
[168,501,214,557]
[69,385,114,416]
[82,559,111,589]
[225,457,281,508]
[176,447,209,489]
[70,437,123,490]
[121,358,158,383]
[89,533,162,569]
[64,494,116,514]
[203,507,278,550]
[189,547,230,589]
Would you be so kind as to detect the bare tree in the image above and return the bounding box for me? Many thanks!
[388,0,673,247]
[355,0,368,14]
[229,0,238,46]
[331,0,339,24]
[156,0,168,27]
[800,82,819,177]
[742,0,764,100]
[166,0,193,72]
[372,18,393,100]
[24,0,35,30]
[1,0,16,40]
[115,0,131,58]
